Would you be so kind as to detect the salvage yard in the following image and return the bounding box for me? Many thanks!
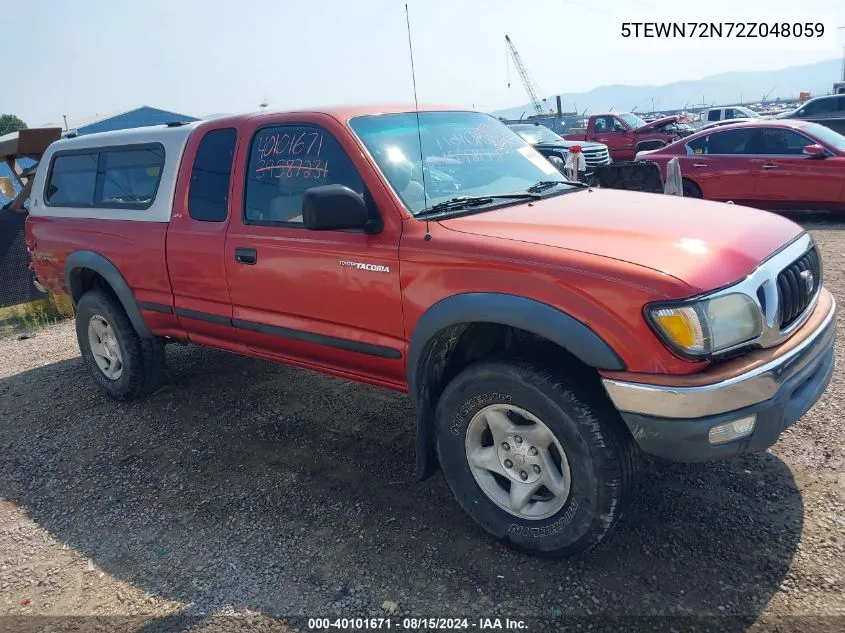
[1,214,844,631]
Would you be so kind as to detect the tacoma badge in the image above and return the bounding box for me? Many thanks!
[339,260,390,273]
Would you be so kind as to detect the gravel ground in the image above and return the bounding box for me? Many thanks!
[0,216,844,633]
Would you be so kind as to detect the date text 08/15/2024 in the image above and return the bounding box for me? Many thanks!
[306,617,527,630]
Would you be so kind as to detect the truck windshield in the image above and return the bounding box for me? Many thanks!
[349,111,571,216]
[508,124,564,144]
[618,113,647,129]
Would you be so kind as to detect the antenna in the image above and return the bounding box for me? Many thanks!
[405,3,430,241]
[506,42,511,89]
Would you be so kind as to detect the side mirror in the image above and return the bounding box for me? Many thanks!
[547,154,566,172]
[803,144,826,159]
[302,184,375,232]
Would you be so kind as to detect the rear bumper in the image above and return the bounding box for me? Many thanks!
[601,292,836,461]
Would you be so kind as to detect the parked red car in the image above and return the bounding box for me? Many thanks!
[637,120,845,210]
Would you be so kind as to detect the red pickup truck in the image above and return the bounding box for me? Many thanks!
[25,105,835,557]
[564,112,695,161]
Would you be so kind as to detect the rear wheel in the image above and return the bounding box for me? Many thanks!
[682,179,703,198]
[75,290,165,400]
[434,359,638,557]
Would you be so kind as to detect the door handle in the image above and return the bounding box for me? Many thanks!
[761,164,778,170]
[692,163,707,168]
[234,247,257,265]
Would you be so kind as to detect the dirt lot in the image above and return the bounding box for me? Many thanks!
[1,215,844,633]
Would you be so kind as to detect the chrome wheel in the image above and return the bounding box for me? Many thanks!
[87,314,123,380]
[465,404,571,520]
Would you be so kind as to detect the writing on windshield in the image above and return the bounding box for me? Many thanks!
[433,126,522,164]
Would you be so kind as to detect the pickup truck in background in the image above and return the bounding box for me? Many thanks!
[775,94,845,136]
[507,122,611,173]
[564,112,695,161]
[25,105,835,557]
[696,106,761,128]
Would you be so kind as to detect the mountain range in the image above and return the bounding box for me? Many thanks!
[493,58,843,118]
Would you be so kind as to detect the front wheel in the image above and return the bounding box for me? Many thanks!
[434,359,638,557]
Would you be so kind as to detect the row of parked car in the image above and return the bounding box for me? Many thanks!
[509,95,845,211]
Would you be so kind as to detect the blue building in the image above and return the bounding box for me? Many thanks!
[43,105,198,137]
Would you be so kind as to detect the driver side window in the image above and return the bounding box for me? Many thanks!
[750,128,815,155]
[243,125,364,226]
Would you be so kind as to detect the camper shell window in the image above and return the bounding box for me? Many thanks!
[45,143,165,210]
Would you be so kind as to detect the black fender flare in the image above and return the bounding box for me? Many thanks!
[407,292,624,401]
[64,250,152,338]
[407,293,625,479]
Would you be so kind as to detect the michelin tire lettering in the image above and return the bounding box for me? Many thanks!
[508,498,580,538]
[451,392,513,436]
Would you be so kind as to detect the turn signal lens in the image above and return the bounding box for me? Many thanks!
[652,306,705,354]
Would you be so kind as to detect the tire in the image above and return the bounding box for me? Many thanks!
[682,179,703,198]
[75,290,166,400]
[434,359,638,557]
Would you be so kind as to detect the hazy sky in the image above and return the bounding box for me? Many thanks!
[5,0,844,125]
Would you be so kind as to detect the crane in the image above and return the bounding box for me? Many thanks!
[505,35,546,117]
[761,87,777,104]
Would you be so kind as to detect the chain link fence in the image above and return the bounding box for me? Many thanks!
[0,206,46,309]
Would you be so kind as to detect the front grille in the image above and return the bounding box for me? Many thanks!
[777,246,821,329]
[582,147,611,166]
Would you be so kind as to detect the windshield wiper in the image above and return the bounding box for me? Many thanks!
[420,193,541,215]
[527,180,587,192]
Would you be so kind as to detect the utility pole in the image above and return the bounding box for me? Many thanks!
[839,27,845,82]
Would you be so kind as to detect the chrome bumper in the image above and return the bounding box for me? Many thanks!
[602,295,836,419]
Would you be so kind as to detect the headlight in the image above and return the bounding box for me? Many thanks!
[548,155,566,168]
[646,293,762,358]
